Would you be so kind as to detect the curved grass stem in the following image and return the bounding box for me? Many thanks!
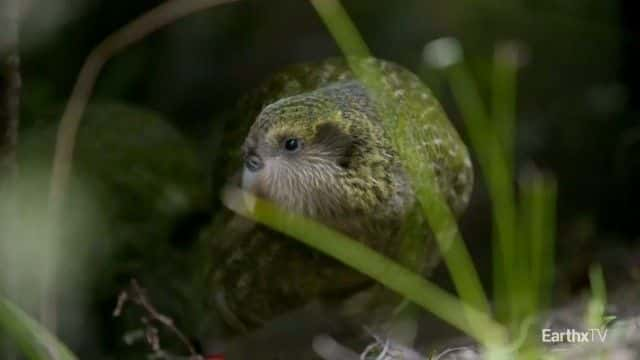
[49,0,241,212]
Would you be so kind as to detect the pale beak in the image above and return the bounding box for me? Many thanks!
[241,166,259,190]
[244,154,263,172]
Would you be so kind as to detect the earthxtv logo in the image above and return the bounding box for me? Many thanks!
[541,328,608,344]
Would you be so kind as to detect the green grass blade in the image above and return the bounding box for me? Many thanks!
[586,264,607,329]
[490,45,524,325]
[520,170,557,316]
[310,0,491,320]
[310,0,370,58]
[222,187,507,347]
[447,63,518,325]
[491,43,519,173]
[0,297,78,360]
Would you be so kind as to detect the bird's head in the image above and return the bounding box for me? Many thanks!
[240,82,398,221]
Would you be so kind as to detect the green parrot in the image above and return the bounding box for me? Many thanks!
[207,57,473,345]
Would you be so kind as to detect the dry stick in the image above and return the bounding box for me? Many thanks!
[49,0,241,210]
[44,0,240,339]
[114,279,201,358]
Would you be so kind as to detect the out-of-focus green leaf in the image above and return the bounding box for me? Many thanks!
[0,297,78,360]
[222,186,507,347]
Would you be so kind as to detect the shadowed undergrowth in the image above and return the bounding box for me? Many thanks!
[1,0,605,359]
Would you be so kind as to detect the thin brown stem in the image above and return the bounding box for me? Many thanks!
[49,0,241,210]
[114,279,202,358]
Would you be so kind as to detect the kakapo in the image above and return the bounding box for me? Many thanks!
[209,57,473,333]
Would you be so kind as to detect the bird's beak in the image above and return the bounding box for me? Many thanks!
[241,166,259,191]
[242,152,263,190]
[244,153,264,172]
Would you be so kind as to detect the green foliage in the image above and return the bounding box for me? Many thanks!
[222,187,506,346]
[0,297,77,360]
[3,102,212,358]
[312,0,493,329]
[0,0,624,358]
[305,0,561,357]
[586,265,608,329]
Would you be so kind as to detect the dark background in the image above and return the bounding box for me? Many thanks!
[22,0,637,264]
[620,0,639,235]
[10,0,640,357]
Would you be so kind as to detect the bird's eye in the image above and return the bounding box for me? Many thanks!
[283,138,300,152]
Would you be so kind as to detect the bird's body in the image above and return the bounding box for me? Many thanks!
[209,57,473,333]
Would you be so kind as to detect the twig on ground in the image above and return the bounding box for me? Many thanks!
[114,279,203,360]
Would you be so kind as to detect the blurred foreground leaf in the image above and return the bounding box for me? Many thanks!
[11,102,212,358]
[222,186,506,347]
[311,0,491,325]
[0,297,77,360]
